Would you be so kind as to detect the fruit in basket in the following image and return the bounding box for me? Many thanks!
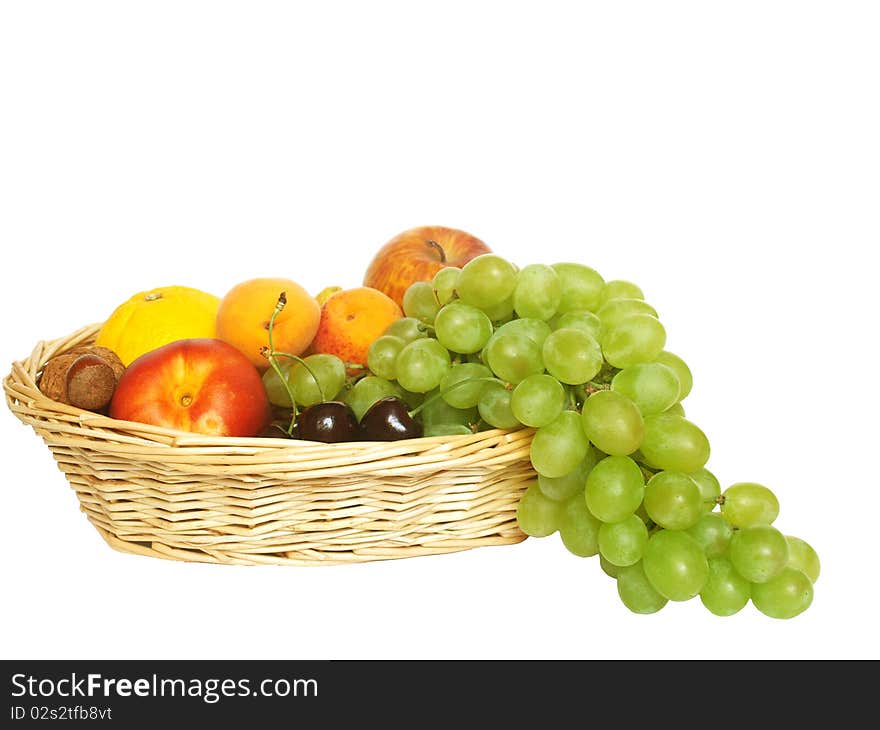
[109,338,271,437]
[360,396,424,441]
[296,401,360,443]
[262,353,347,408]
[363,225,492,308]
[95,285,221,366]
[315,285,342,306]
[216,277,320,371]
[311,287,403,369]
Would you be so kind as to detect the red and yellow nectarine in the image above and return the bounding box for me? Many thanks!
[109,338,271,437]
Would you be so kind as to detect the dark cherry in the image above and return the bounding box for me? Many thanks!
[296,401,360,443]
[360,396,423,441]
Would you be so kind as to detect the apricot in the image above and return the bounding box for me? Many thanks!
[216,278,320,371]
[311,287,403,369]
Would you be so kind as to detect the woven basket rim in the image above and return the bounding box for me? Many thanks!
[5,322,533,456]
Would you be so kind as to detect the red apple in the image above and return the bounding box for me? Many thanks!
[109,338,271,437]
[363,225,492,308]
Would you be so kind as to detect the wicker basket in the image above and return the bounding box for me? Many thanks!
[4,323,535,566]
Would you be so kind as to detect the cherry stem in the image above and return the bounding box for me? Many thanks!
[269,350,327,403]
[263,292,326,435]
[426,239,446,263]
[408,376,506,418]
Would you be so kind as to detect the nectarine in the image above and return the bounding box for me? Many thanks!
[109,338,271,437]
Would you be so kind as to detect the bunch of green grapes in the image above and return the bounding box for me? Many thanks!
[368,254,820,619]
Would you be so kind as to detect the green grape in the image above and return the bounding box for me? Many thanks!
[616,562,668,614]
[488,317,552,349]
[384,316,428,344]
[654,351,693,400]
[642,529,709,601]
[720,482,780,527]
[513,263,562,320]
[481,295,515,323]
[728,525,789,584]
[287,353,347,407]
[686,513,734,558]
[396,338,451,393]
[542,328,603,385]
[477,382,520,429]
[558,494,601,557]
[611,362,681,415]
[537,448,598,501]
[581,390,645,456]
[477,383,522,428]
[432,266,461,305]
[418,389,478,430]
[456,254,518,309]
[584,455,645,523]
[551,262,605,313]
[397,387,425,411]
[423,423,473,437]
[700,557,751,616]
[601,313,667,368]
[596,298,658,330]
[530,410,589,478]
[643,471,704,530]
[439,363,494,409]
[263,353,346,408]
[402,281,440,324]
[262,361,295,407]
[600,555,622,579]
[598,514,648,567]
[664,402,686,416]
[367,335,406,381]
[483,331,544,385]
[751,567,814,619]
[433,302,493,354]
[690,467,721,512]
[786,536,821,583]
[640,413,710,473]
[511,374,566,428]
[549,310,602,339]
[635,502,655,528]
[516,482,561,537]
[343,376,402,421]
[599,280,645,306]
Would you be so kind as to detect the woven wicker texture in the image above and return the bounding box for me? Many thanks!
[4,324,534,565]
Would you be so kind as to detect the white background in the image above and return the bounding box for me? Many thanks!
[1,1,877,660]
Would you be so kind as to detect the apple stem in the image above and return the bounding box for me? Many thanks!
[426,239,446,263]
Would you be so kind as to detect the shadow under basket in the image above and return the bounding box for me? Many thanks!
[4,324,535,566]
